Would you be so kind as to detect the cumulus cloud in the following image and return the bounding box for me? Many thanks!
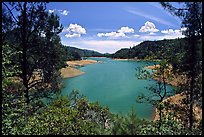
[97,32,126,38]
[64,24,86,38]
[161,28,187,36]
[138,28,185,41]
[118,27,134,33]
[59,10,69,16]
[97,26,134,38]
[65,33,81,38]
[139,21,159,33]
[161,29,176,34]
[68,24,86,34]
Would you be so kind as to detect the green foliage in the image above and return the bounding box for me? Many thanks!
[160,2,202,130]
[139,112,202,135]
[2,2,202,135]
[113,38,188,60]
[111,109,144,135]
[2,77,28,135]
[21,97,98,135]
[2,82,202,135]
[2,44,21,79]
[2,2,69,104]
[2,89,111,135]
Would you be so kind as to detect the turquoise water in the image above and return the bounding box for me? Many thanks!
[61,57,175,120]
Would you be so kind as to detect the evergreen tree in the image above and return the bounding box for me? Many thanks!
[2,2,65,104]
[160,2,202,130]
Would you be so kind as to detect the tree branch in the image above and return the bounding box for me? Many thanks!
[3,2,18,23]
[28,80,43,90]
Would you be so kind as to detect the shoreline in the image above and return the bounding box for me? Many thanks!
[153,92,202,122]
[144,64,187,87]
[60,59,98,79]
[60,59,202,122]
[113,58,161,62]
[145,64,202,122]
[89,56,107,58]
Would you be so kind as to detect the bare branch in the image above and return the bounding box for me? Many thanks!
[28,80,43,90]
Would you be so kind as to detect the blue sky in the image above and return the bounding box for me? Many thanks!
[47,2,186,53]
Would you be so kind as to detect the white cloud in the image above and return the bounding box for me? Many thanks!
[97,26,134,39]
[139,21,159,33]
[67,24,86,34]
[134,34,140,37]
[48,9,55,13]
[149,32,156,35]
[161,29,175,34]
[65,33,81,38]
[64,24,86,38]
[97,32,126,38]
[48,9,69,15]
[118,27,134,33]
[97,33,105,37]
[138,28,185,41]
[161,28,187,36]
[180,27,187,31]
[59,10,69,16]
[141,34,185,41]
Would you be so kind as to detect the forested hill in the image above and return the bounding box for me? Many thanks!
[63,45,103,60]
[112,38,201,61]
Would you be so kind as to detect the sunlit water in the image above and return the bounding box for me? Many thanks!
[61,57,175,120]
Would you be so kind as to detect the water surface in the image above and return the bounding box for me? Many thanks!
[61,57,175,120]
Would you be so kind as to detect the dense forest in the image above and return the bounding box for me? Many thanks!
[112,38,202,61]
[2,2,202,135]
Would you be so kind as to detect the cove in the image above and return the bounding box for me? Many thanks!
[61,57,175,120]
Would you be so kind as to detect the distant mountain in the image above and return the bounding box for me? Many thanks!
[63,45,104,60]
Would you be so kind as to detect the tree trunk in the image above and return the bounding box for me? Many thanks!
[21,2,29,104]
[188,36,196,130]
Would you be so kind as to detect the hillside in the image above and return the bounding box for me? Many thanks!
[63,45,103,60]
[112,38,189,60]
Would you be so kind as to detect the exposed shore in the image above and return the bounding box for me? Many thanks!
[66,59,98,67]
[144,64,187,87]
[145,64,202,122]
[153,92,202,122]
[60,59,202,122]
[145,64,160,70]
[60,59,97,79]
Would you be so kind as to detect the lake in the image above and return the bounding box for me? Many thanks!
[61,57,175,120]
